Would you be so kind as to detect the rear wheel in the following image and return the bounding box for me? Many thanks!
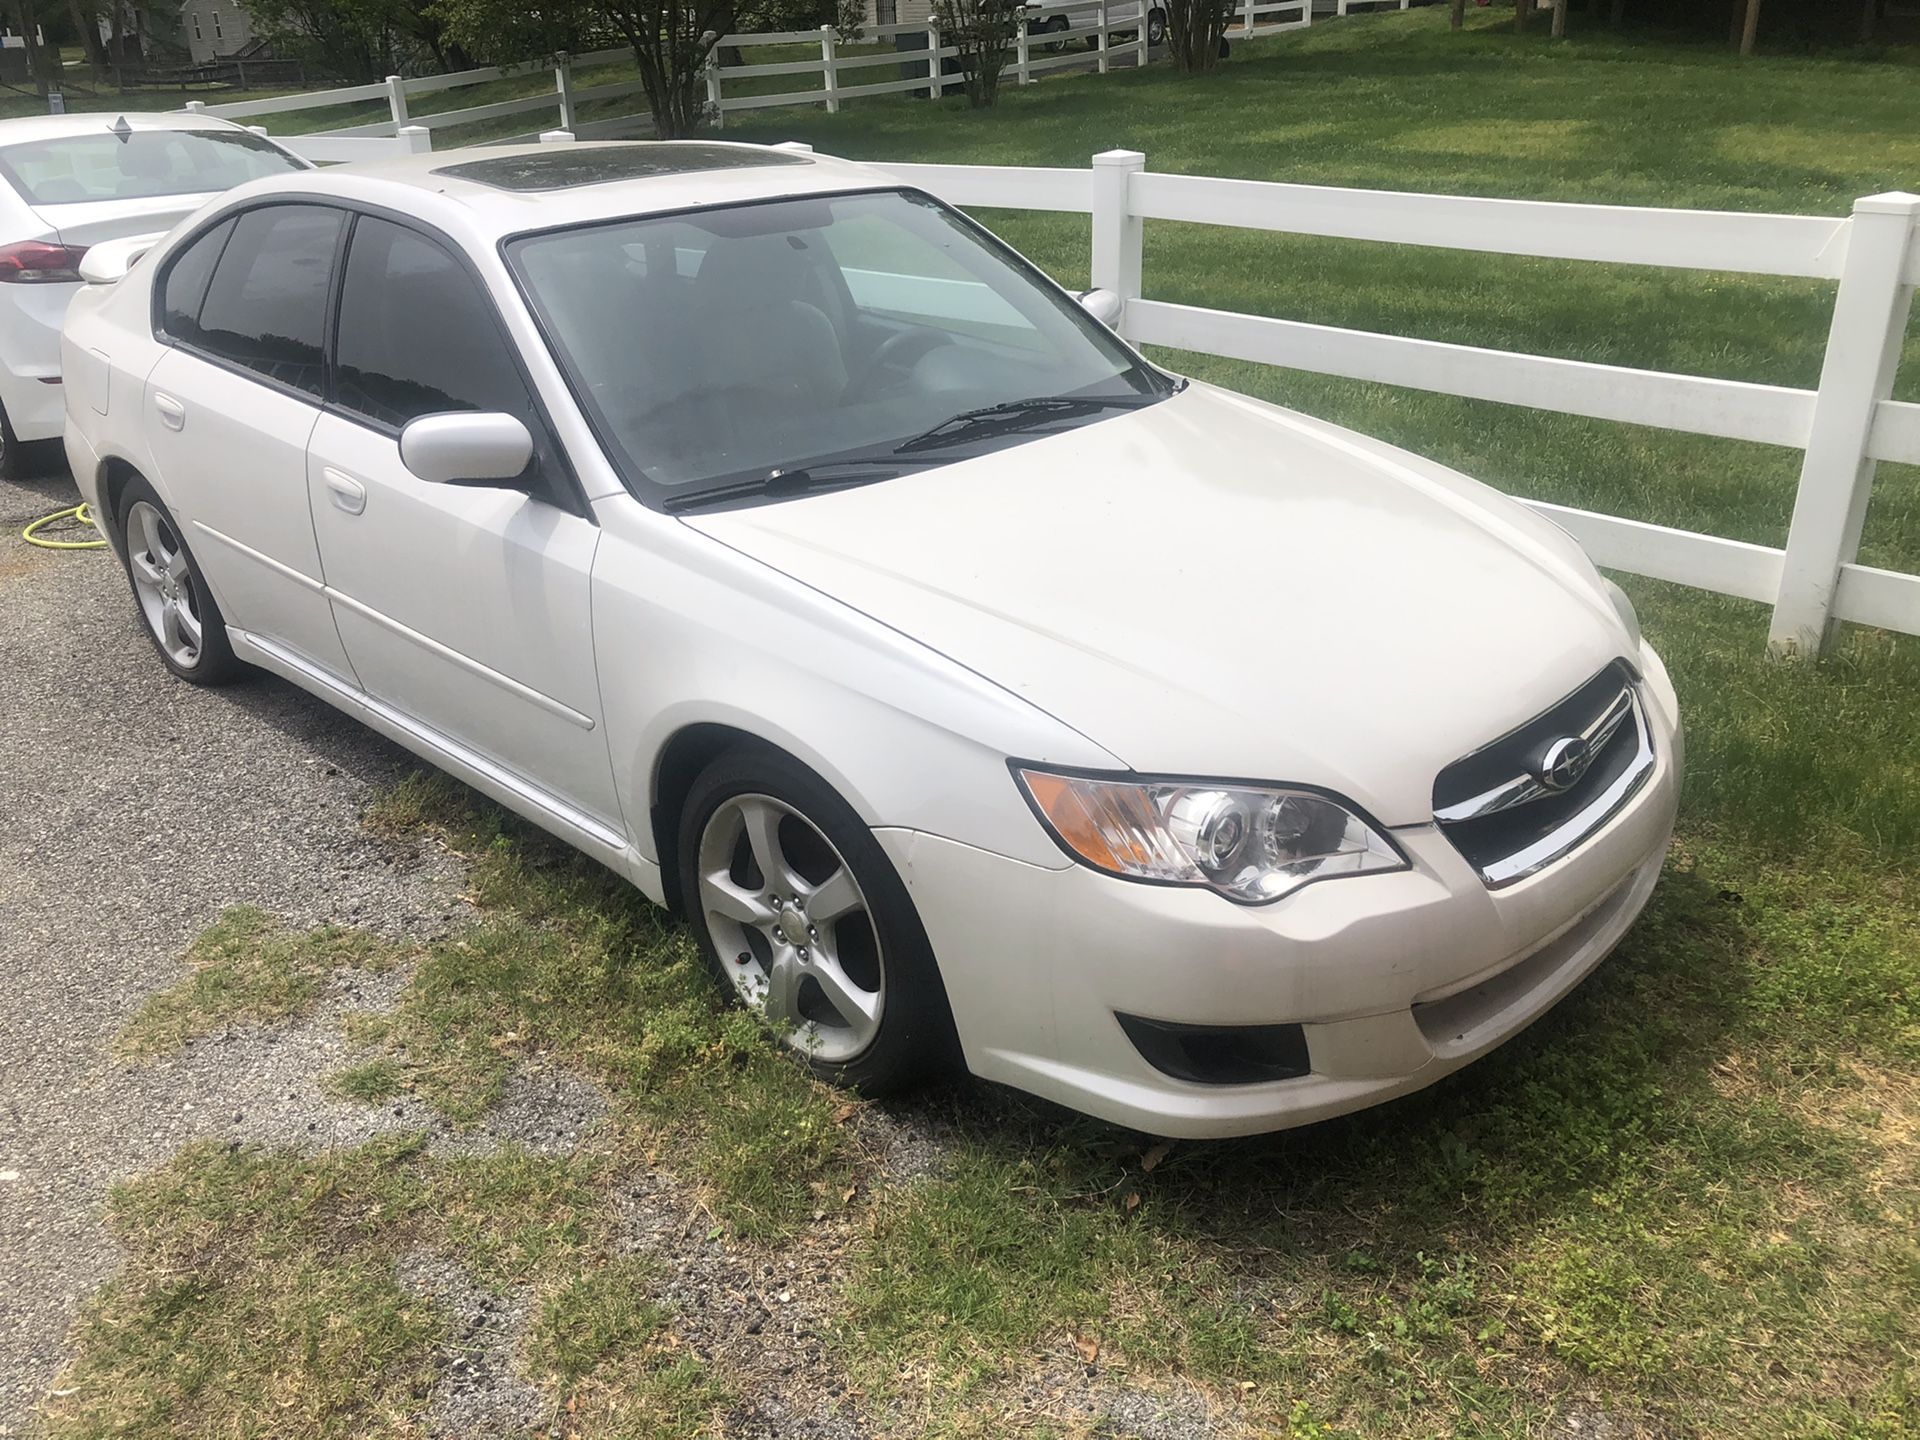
[679,746,958,1094]
[115,477,241,685]
[1147,6,1167,43]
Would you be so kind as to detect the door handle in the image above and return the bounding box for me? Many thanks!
[153,392,185,431]
[323,467,367,516]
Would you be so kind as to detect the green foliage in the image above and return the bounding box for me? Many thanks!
[119,906,398,1057]
[932,0,1022,107]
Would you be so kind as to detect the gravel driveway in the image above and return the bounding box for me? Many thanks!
[0,462,474,1430]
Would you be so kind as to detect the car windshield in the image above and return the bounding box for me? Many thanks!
[507,188,1174,507]
[0,128,303,206]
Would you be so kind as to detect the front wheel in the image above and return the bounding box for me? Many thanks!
[1147,6,1167,43]
[679,746,959,1094]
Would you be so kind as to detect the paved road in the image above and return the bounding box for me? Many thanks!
[0,461,469,1431]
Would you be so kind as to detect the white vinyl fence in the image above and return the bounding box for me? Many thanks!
[870,150,1919,657]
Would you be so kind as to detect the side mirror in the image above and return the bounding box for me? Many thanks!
[398,412,534,486]
[1076,287,1123,328]
[79,232,163,285]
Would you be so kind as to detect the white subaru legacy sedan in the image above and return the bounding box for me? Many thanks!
[61,142,1681,1138]
[0,112,306,476]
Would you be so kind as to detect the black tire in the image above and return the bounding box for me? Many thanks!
[678,745,960,1095]
[1147,6,1167,44]
[0,401,21,482]
[114,475,243,685]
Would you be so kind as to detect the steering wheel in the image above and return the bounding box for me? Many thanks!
[848,327,955,400]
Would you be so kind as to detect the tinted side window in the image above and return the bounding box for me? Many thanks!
[159,218,233,340]
[333,217,534,431]
[193,204,343,398]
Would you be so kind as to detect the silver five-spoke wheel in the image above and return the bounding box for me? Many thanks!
[125,499,204,669]
[696,792,886,1063]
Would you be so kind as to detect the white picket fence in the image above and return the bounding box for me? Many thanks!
[868,150,1920,656]
[178,0,1343,143]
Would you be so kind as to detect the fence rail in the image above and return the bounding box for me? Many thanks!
[873,152,1919,656]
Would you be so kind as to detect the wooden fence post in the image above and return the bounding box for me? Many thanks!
[554,50,574,131]
[1090,149,1145,326]
[385,74,407,128]
[1016,14,1031,83]
[1768,192,1920,657]
[926,20,944,98]
[820,25,839,113]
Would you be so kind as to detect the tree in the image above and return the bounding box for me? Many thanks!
[1164,0,1230,74]
[241,0,470,80]
[931,0,1018,108]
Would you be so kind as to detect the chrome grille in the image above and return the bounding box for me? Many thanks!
[1433,661,1653,888]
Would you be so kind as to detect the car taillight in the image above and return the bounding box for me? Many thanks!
[0,240,88,283]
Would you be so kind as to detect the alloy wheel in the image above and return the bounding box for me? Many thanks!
[125,500,204,668]
[696,792,886,1063]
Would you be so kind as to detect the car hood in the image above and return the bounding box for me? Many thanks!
[682,383,1631,827]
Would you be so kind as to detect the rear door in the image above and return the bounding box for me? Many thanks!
[144,202,356,679]
[304,213,621,834]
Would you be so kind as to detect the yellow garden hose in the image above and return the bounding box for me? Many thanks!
[21,502,106,550]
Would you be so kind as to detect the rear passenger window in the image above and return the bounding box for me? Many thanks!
[333,217,534,431]
[191,204,343,398]
[158,218,232,341]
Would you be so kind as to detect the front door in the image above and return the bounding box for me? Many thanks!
[304,213,622,836]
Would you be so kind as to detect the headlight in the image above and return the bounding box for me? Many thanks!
[1603,578,1642,652]
[1014,767,1405,903]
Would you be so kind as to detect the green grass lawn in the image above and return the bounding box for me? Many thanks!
[40,13,1920,1440]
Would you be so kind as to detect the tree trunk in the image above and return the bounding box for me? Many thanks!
[1738,0,1759,53]
[68,0,108,82]
[1610,0,1622,24]
[1450,0,1464,29]
[1514,0,1531,33]
[1859,0,1879,42]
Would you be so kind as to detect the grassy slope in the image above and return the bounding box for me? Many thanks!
[43,14,1920,1440]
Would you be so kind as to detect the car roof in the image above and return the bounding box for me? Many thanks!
[0,111,253,146]
[224,140,900,241]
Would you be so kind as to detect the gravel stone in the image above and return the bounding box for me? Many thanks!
[396,1251,547,1439]
[0,468,470,1426]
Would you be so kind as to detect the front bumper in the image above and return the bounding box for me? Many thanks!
[877,646,1682,1139]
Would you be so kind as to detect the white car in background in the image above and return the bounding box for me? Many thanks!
[1025,0,1167,49]
[0,112,306,476]
[60,141,1680,1138]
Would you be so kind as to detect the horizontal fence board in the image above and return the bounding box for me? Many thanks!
[722,57,827,78]
[1867,397,1920,465]
[832,73,946,100]
[1523,502,1786,603]
[720,89,826,112]
[1124,300,1818,448]
[280,135,409,163]
[571,112,655,139]
[571,46,632,66]
[1129,172,1853,280]
[875,161,1096,213]
[201,81,388,118]
[720,27,822,43]
[313,117,400,138]
[402,64,511,95]
[1835,561,1920,634]
[570,77,647,103]
[832,49,925,71]
[414,92,560,129]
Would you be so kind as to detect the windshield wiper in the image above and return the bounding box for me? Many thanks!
[661,458,917,513]
[893,393,1159,455]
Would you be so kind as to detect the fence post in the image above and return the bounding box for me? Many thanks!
[820,24,839,114]
[385,74,407,129]
[398,124,432,153]
[1090,149,1145,328]
[1243,0,1256,34]
[1097,0,1110,71]
[1768,192,1920,657]
[183,98,206,112]
[539,128,576,143]
[554,50,575,130]
[926,20,944,98]
[705,48,724,127]
[1016,13,1031,83]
